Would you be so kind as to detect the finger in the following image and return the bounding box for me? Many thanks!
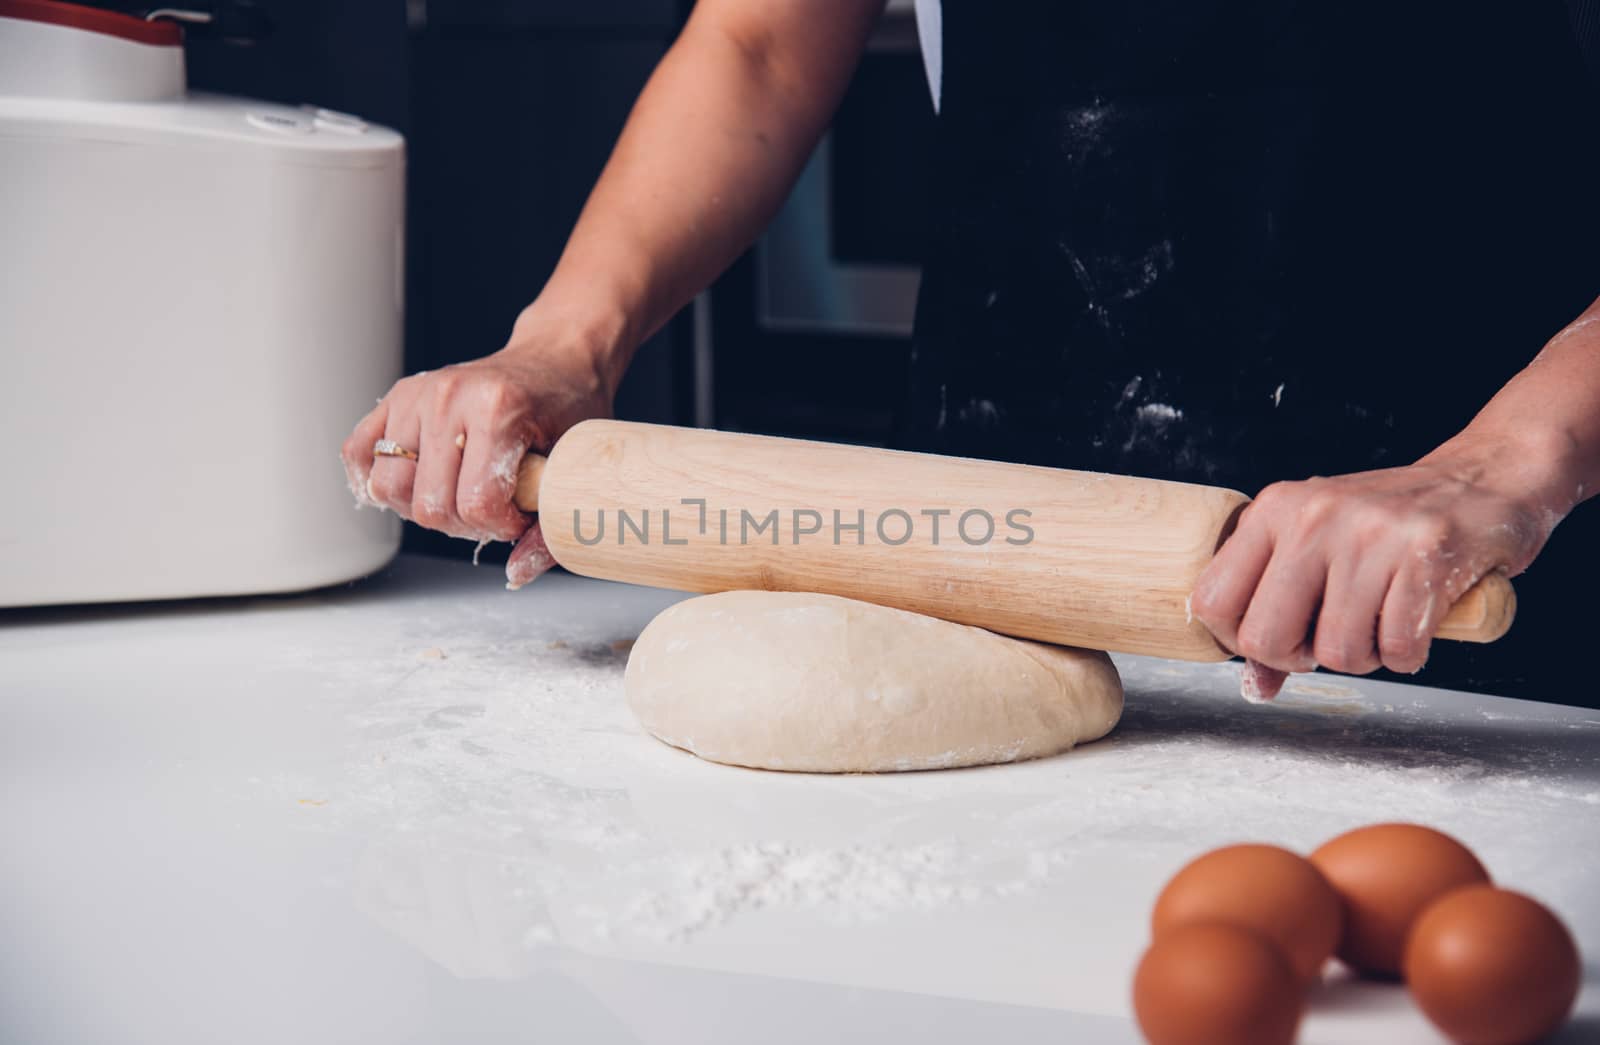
[1233,545,1326,673]
[506,521,557,590]
[368,409,421,517]
[1378,556,1483,674]
[458,428,534,542]
[1240,659,1289,703]
[1311,552,1395,675]
[1190,516,1275,656]
[411,409,471,538]
[341,400,389,507]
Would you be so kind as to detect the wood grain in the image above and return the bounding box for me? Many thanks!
[515,420,1515,660]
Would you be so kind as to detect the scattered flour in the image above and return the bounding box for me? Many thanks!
[489,445,524,489]
[604,842,1005,942]
[252,583,1600,972]
[1135,403,1183,423]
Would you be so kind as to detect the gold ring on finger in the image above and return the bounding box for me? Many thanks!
[372,438,419,461]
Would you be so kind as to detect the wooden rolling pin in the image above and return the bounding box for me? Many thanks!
[512,420,1515,661]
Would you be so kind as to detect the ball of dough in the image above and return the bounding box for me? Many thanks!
[624,590,1123,773]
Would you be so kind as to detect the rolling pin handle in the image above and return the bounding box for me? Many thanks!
[514,453,547,513]
[1435,572,1516,644]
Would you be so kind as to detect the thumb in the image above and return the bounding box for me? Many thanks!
[505,521,558,590]
[1240,658,1289,703]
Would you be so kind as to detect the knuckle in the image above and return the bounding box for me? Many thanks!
[1316,634,1374,674]
[1250,482,1292,516]
[1313,634,1347,672]
[430,385,468,421]
[1379,633,1422,670]
[457,484,494,515]
[367,471,395,501]
[1350,503,1393,542]
[479,379,523,417]
[413,497,449,530]
[458,486,507,527]
[1406,511,1454,549]
[1294,489,1341,530]
[1234,621,1276,661]
[368,470,407,507]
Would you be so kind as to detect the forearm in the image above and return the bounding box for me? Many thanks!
[515,0,886,391]
[1425,296,1600,522]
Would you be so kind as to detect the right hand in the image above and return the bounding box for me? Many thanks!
[341,324,615,589]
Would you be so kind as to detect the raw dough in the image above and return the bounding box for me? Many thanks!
[624,590,1123,773]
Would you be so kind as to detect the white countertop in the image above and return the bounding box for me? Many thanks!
[3,555,1598,1044]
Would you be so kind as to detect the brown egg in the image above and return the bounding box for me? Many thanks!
[1152,843,1343,981]
[1133,922,1303,1045]
[1310,822,1490,976]
[1404,886,1580,1045]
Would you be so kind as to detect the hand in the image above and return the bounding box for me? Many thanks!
[340,316,616,589]
[1190,441,1563,696]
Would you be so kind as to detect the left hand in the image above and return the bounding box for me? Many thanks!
[1189,442,1560,695]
